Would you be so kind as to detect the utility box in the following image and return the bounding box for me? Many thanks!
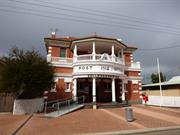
[125,107,134,122]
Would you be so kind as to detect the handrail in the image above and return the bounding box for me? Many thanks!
[43,96,85,114]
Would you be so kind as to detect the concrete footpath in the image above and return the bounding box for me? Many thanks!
[0,105,180,135]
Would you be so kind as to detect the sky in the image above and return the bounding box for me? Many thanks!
[0,0,180,83]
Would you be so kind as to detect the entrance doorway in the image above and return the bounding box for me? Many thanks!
[77,78,92,103]
[77,78,122,103]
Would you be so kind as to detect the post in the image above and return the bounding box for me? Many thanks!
[121,48,124,64]
[112,78,116,102]
[57,102,60,115]
[92,78,96,109]
[73,45,77,62]
[122,80,125,101]
[111,45,115,62]
[92,41,96,60]
[73,79,77,101]
[44,101,47,114]
[157,58,163,106]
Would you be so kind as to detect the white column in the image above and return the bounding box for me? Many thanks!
[73,79,77,100]
[121,48,124,64]
[73,45,77,62]
[111,45,115,62]
[92,78,96,102]
[112,78,116,102]
[111,45,115,56]
[92,41,96,61]
[47,54,51,62]
[122,80,125,101]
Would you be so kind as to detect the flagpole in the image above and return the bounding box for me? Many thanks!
[157,58,163,106]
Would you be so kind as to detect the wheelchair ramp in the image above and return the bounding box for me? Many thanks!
[42,96,85,118]
[45,104,84,118]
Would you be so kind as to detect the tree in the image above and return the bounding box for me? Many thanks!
[0,47,54,99]
[151,72,166,83]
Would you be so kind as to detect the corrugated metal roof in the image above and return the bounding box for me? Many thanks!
[142,76,180,87]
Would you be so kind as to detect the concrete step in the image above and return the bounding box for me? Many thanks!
[84,102,129,109]
[97,103,129,109]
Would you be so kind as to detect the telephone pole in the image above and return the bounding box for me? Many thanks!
[157,58,163,106]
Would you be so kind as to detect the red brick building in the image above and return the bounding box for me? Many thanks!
[44,33,142,104]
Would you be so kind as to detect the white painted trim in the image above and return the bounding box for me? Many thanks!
[44,91,48,94]
[54,73,72,77]
[65,89,71,93]
[50,89,57,93]
[127,76,143,81]
[133,90,139,93]
[132,80,139,84]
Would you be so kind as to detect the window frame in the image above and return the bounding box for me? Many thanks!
[60,47,67,57]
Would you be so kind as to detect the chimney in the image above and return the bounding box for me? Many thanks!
[51,31,56,38]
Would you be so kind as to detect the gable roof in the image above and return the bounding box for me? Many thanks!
[142,76,180,87]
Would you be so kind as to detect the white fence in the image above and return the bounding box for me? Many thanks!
[13,98,44,114]
[147,96,180,107]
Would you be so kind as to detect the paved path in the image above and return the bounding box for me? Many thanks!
[132,106,180,125]
[101,109,146,129]
[135,128,180,135]
[0,113,29,135]
[0,105,179,135]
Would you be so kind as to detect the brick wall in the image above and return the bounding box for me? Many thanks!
[54,67,73,73]
[126,81,141,101]
[51,46,60,57]
[125,71,141,77]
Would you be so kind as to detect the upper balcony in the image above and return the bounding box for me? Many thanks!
[74,54,124,65]
[47,36,141,71]
[47,53,124,67]
[125,61,141,71]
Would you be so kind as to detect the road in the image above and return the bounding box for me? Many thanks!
[134,129,180,135]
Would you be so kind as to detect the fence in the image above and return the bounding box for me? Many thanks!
[0,93,15,112]
[147,96,180,107]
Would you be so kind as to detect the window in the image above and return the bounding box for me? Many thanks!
[66,83,70,90]
[60,48,66,57]
[65,83,71,92]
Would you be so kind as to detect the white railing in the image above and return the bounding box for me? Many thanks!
[76,54,124,65]
[131,61,141,69]
[126,61,141,69]
[47,54,125,65]
[77,54,93,61]
[50,57,73,64]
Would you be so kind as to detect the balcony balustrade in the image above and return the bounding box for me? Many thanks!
[126,61,141,69]
[48,56,73,66]
[75,54,124,65]
[47,54,140,69]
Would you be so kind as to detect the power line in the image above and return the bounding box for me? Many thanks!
[34,0,180,29]
[139,45,180,51]
[1,6,180,36]
[4,0,180,35]
[139,42,180,51]
[8,0,180,32]
[1,4,180,35]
